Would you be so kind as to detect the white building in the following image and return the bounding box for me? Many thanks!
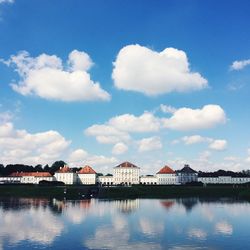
[198,176,250,184]
[113,162,140,185]
[98,175,113,186]
[140,175,157,185]
[54,166,77,185]
[176,165,198,184]
[77,165,97,185]
[156,165,177,185]
[0,172,53,184]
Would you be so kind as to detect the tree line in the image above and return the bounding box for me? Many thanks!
[0,161,68,176]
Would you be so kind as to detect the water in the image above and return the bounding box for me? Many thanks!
[0,197,249,249]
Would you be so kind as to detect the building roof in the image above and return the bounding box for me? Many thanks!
[56,165,72,173]
[157,165,175,174]
[176,165,197,174]
[114,161,140,169]
[78,165,96,174]
[9,172,52,177]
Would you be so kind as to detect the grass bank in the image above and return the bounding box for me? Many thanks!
[1,184,250,200]
[99,185,250,199]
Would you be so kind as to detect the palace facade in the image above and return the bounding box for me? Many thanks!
[1,161,250,186]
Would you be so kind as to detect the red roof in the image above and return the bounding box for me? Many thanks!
[160,200,175,210]
[56,166,72,173]
[157,165,175,174]
[78,165,96,174]
[9,172,52,177]
[114,161,139,169]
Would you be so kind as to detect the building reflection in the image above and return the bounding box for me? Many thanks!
[177,197,199,212]
[0,197,64,246]
[160,200,175,210]
[51,198,92,215]
[114,199,139,213]
[0,197,50,211]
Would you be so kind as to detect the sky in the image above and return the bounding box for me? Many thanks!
[0,0,250,174]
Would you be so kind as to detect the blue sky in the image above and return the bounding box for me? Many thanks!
[0,0,250,174]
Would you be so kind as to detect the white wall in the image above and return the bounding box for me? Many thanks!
[54,172,77,185]
[198,176,250,184]
[140,176,157,185]
[113,168,140,185]
[78,174,96,185]
[156,174,177,185]
[99,176,113,185]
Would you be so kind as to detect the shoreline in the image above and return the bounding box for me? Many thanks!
[1,184,250,200]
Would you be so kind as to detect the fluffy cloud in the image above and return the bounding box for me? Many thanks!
[230,59,250,71]
[85,124,131,144]
[0,111,13,123]
[109,112,160,133]
[112,44,208,96]
[138,136,162,152]
[68,148,118,170]
[85,112,160,145]
[0,121,70,165]
[86,105,227,152]
[208,139,227,151]
[163,105,226,130]
[2,50,110,102]
[181,135,208,145]
[160,104,176,114]
[112,142,128,155]
[174,135,227,151]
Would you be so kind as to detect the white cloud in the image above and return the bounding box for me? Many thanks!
[138,136,162,152]
[182,135,208,145]
[230,59,250,71]
[112,44,208,96]
[67,50,93,71]
[112,142,128,155]
[160,104,176,114]
[85,112,160,145]
[224,156,239,161]
[245,148,250,163]
[0,121,70,165]
[109,112,160,133]
[2,50,110,102]
[198,150,211,161]
[163,105,226,131]
[67,149,88,162]
[68,148,118,170]
[176,135,227,151]
[0,111,13,123]
[208,139,227,151]
[85,124,131,144]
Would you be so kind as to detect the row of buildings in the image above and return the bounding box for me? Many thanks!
[1,161,250,185]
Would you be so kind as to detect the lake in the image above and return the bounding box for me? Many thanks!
[0,197,249,249]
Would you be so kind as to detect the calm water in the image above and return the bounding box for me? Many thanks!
[0,197,249,249]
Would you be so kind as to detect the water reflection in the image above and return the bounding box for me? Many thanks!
[0,198,63,247]
[0,197,249,249]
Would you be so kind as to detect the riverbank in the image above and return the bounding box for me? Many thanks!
[1,184,250,200]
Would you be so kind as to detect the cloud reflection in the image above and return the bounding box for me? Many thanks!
[0,205,64,246]
[188,228,207,240]
[215,221,233,235]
